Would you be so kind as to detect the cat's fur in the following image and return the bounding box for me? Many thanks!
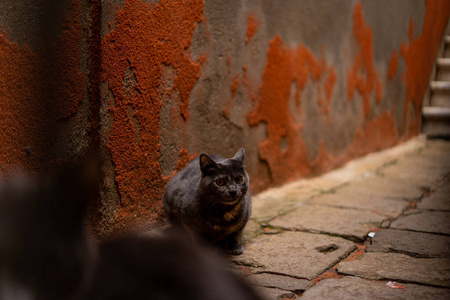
[0,163,260,300]
[163,148,251,255]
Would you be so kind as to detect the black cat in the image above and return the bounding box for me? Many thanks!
[163,148,251,255]
[0,163,260,300]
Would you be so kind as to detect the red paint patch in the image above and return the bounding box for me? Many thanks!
[400,0,450,138]
[247,36,311,185]
[346,2,382,117]
[102,0,203,233]
[311,140,337,174]
[322,67,337,116]
[387,51,398,79]
[197,53,208,65]
[0,0,83,173]
[169,148,196,177]
[245,15,259,43]
[309,110,399,180]
[223,72,241,116]
[247,36,337,185]
[292,44,327,105]
[343,110,398,158]
[230,72,240,98]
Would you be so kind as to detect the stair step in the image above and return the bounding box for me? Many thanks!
[422,119,450,136]
[430,91,450,107]
[422,106,450,118]
[430,81,450,91]
[422,106,450,136]
[437,67,450,81]
[436,58,450,80]
[437,58,450,68]
[445,37,450,58]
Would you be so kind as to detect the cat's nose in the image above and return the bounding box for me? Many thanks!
[229,190,237,197]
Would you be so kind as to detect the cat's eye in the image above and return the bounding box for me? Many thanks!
[215,178,225,186]
[235,176,244,184]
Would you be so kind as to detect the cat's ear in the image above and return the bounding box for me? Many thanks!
[199,154,217,174]
[232,148,245,162]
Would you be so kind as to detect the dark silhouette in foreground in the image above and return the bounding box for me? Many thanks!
[0,163,261,300]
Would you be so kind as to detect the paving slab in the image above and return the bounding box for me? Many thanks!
[270,205,386,242]
[251,187,317,222]
[380,164,447,188]
[390,211,450,235]
[246,273,309,292]
[437,185,450,193]
[312,192,408,218]
[242,219,264,242]
[337,176,424,201]
[420,150,450,161]
[296,175,347,192]
[425,138,450,150]
[337,252,450,288]
[417,190,450,211]
[253,286,293,300]
[234,231,356,280]
[391,163,450,184]
[399,156,450,172]
[366,229,450,258]
[301,276,450,300]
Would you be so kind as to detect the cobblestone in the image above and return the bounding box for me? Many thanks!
[270,204,386,242]
[234,136,450,299]
[234,231,355,280]
[366,228,450,258]
[337,252,450,288]
[247,273,310,292]
[390,211,450,235]
[301,276,450,300]
[311,192,408,218]
[417,189,450,211]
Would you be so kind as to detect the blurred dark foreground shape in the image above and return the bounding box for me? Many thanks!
[0,162,261,300]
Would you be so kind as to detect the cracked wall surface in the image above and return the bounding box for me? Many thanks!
[1,0,449,237]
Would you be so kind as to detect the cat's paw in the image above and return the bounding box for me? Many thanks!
[226,244,244,256]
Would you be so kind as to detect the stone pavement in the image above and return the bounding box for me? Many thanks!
[232,136,450,299]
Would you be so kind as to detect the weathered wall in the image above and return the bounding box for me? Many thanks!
[1,0,449,237]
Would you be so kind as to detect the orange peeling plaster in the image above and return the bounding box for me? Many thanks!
[245,15,259,43]
[343,110,398,158]
[0,0,83,173]
[346,2,382,117]
[247,36,336,185]
[102,0,203,233]
[387,51,398,80]
[230,72,240,98]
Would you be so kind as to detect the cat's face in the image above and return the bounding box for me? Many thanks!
[199,148,249,205]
